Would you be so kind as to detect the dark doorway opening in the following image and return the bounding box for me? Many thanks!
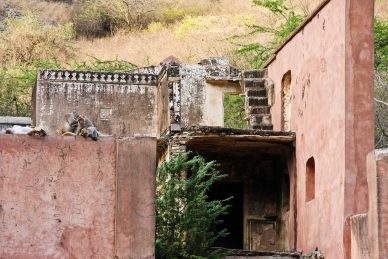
[207,182,244,249]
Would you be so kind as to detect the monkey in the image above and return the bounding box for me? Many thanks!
[4,125,33,134]
[58,112,79,136]
[75,115,95,136]
[80,127,100,141]
[3,125,47,137]
[27,128,47,137]
[80,127,114,141]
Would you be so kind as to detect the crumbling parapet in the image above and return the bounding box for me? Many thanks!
[34,68,159,137]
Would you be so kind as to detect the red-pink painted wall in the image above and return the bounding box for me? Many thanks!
[0,135,156,259]
[266,0,374,257]
[367,150,388,258]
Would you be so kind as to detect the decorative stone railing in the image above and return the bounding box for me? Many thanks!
[37,69,158,85]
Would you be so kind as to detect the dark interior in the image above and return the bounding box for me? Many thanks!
[207,182,244,249]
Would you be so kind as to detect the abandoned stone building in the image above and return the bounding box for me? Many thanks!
[0,0,384,258]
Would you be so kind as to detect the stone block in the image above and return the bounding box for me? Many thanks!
[251,124,274,130]
[246,89,267,98]
[242,69,268,79]
[250,114,272,125]
[248,97,268,106]
[249,106,271,115]
[243,78,267,88]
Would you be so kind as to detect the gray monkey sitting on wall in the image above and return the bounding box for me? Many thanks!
[80,127,100,141]
[59,113,108,141]
[75,115,94,136]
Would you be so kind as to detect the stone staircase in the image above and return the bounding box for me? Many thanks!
[240,69,274,130]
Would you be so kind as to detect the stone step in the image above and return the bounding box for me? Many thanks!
[250,124,274,130]
[247,97,268,106]
[249,106,271,115]
[242,69,268,79]
[243,78,267,88]
[246,89,267,98]
[250,114,272,125]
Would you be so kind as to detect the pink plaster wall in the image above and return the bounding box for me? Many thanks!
[265,0,374,257]
[367,150,388,259]
[116,137,156,259]
[0,135,156,259]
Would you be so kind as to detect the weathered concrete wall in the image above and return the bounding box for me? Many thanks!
[204,81,241,126]
[367,150,388,259]
[33,69,158,137]
[179,58,240,128]
[265,0,374,257]
[179,63,207,127]
[0,135,156,258]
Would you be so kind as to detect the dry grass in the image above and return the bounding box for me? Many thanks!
[0,0,73,23]
[375,0,388,19]
[1,0,386,68]
[72,0,325,67]
[73,0,272,67]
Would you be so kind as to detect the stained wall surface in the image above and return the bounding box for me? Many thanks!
[33,69,159,137]
[0,135,156,259]
[157,69,170,137]
[265,0,374,257]
[367,150,388,259]
[179,58,240,128]
[204,81,241,126]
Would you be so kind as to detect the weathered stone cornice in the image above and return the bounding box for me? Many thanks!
[37,69,158,85]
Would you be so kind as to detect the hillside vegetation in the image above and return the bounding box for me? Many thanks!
[0,0,326,67]
[0,0,324,117]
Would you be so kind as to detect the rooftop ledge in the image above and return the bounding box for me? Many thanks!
[174,126,295,142]
[216,248,302,258]
[205,76,240,83]
[159,126,296,157]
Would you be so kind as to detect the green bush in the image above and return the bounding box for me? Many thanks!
[375,18,388,71]
[0,57,137,117]
[0,58,63,116]
[224,94,248,129]
[156,152,231,259]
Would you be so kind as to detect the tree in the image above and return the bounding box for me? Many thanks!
[72,0,160,37]
[156,152,231,259]
[374,18,388,71]
[229,0,306,69]
[374,17,388,148]
[225,0,306,128]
